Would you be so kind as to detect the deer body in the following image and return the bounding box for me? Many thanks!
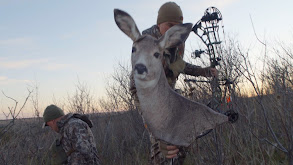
[114,9,228,147]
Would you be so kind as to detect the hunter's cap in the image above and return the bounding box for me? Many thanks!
[42,104,64,128]
[157,2,183,25]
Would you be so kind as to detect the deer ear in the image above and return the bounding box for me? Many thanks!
[158,23,192,49]
[114,9,141,42]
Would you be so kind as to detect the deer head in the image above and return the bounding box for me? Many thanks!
[114,9,192,89]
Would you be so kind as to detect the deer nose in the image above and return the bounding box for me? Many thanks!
[135,64,148,74]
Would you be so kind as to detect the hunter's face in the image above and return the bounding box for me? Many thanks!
[158,21,181,35]
[46,120,59,132]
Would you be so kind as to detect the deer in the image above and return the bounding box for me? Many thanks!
[114,9,228,147]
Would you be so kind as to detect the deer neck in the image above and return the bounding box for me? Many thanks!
[136,68,174,132]
[136,69,170,103]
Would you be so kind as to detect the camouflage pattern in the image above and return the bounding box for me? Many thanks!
[149,135,188,165]
[57,113,101,165]
[47,138,68,165]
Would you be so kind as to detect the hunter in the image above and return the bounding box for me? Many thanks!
[42,104,101,165]
[129,2,218,165]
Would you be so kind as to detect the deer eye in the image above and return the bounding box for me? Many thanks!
[132,47,136,53]
[154,52,160,58]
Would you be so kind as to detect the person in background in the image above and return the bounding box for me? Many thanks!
[43,104,101,165]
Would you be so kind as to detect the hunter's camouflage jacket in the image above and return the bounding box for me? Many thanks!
[57,113,100,165]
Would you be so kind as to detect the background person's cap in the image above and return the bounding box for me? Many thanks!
[42,104,64,128]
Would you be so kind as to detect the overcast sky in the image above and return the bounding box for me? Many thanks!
[0,0,292,119]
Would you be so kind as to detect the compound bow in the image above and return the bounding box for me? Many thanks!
[185,7,238,132]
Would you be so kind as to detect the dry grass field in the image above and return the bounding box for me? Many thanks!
[0,93,291,165]
[0,39,292,165]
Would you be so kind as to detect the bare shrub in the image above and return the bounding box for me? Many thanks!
[66,79,98,114]
[0,89,32,140]
[234,39,293,164]
[96,62,149,164]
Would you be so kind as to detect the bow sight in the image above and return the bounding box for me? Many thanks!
[185,7,238,124]
[192,7,222,67]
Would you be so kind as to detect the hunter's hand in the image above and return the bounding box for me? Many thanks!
[165,145,179,159]
[210,68,218,78]
[159,142,179,159]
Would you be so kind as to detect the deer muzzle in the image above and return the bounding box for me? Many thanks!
[134,63,148,74]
